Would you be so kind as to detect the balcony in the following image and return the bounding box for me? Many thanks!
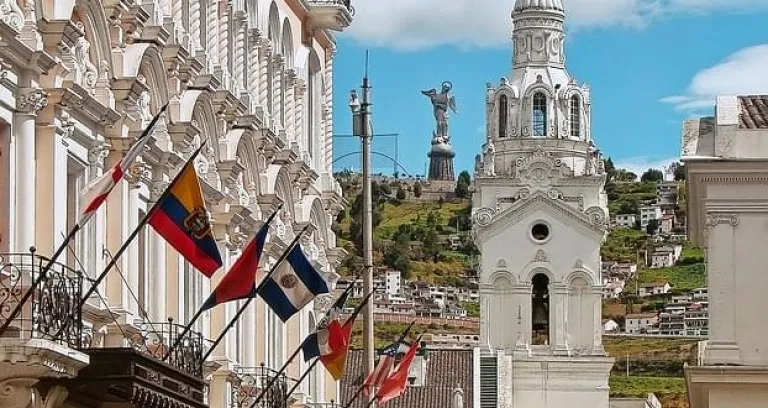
[230,365,295,408]
[43,320,208,408]
[0,251,90,407]
[307,0,354,32]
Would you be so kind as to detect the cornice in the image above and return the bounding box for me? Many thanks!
[474,191,606,243]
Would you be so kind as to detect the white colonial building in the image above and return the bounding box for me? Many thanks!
[683,95,768,408]
[471,1,613,407]
[0,0,351,407]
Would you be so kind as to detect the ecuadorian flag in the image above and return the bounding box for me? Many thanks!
[148,162,223,277]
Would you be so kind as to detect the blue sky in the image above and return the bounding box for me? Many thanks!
[331,1,768,177]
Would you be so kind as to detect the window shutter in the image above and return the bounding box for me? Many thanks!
[479,355,498,408]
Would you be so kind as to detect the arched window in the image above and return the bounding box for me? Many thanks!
[498,95,508,138]
[570,95,581,139]
[532,93,547,137]
[532,273,550,345]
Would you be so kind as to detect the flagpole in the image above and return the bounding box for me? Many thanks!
[342,382,367,408]
[50,142,206,341]
[0,225,80,336]
[193,223,309,363]
[248,289,374,408]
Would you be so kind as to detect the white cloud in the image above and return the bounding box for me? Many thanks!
[345,0,768,50]
[662,44,768,112]
[614,156,679,179]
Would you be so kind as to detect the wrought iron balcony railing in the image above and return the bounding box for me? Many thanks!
[126,318,205,378]
[231,365,292,408]
[308,0,353,12]
[0,250,88,349]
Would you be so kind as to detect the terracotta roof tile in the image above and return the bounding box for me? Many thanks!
[340,349,473,408]
[739,95,768,129]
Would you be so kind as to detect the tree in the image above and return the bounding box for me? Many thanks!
[641,169,664,183]
[646,219,660,236]
[413,182,423,198]
[455,171,471,199]
[673,163,686,181]
[396,186,406,200]
[615,169,638,182]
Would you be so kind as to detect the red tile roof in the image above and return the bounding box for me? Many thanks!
[739,96,768,129]
[340,349,473,408]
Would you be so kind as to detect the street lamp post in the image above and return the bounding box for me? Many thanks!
[350,65,375,387]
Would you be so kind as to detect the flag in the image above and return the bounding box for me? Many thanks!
[364,321,415,394]
[201,209,279,310]
[79,104,168,226]
[376,339,422,405]
[319,308,359,380]
[147,161,223,277]
[364,341,409,394]
[258,244,330,322]
[302,290,349,361]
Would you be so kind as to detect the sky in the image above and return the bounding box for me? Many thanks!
[330,0,768,177]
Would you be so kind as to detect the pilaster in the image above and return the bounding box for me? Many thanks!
[703,212,741,365]
[551,283,570,356]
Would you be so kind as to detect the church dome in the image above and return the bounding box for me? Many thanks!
[513,0,564,13]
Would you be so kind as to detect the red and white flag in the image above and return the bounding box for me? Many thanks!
[78,104,168,227]
[363,341,409,394]
[376,339,421,405]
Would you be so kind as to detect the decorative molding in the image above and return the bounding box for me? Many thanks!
[705,213,739,227]
[534,249,548,263]
[473,207,496,227]
[16,88,48,115]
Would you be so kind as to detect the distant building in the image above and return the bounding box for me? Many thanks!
[660,304,687,336]
[638,282,672,297]
[659,214,675,235]
[685,301,709,336]
[649,245,683,268]
[639,205,663,229]
[657,181,679,209]
[603,282,625,299]
[603,319,620,333]
[614,213,637,228]
[626,313,660,334]
[385,269,402,296]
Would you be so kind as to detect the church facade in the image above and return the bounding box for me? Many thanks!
[472,1,614,407]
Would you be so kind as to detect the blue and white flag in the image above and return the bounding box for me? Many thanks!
[259,244,330,322]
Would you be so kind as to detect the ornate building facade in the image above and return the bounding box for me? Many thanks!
[0,0,351,407]
[472,0,613,407]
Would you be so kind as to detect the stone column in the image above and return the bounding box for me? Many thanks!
[148,170,168,322]
[272,54,285,129]
[551,283,570,355]
[125,176,142,321]
[479,283,493,346]
[323,52,334,172]
[209,232,232,361]
[259,42,273,120]
[512,283,532,353]
[13,87,46,252]
[248,31,264,110]
[294,79,306,150]
[284,69,296,141]
[590,286,606,355]
[704,213,741,365]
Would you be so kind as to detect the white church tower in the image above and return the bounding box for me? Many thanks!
[472,1,614,407]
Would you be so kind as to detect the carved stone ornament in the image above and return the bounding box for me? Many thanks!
[534,249,548,262]
[497,258,507,268]
[514,147,569,188]
[87,142,111,168]
[73,22,98,90]
[0,378,36,408]
[584,206,608,227]
[473,207,496,227]
[706,213,739,227]
[574,259,584,269]
[17,88,48,114]
[0,0,23,31]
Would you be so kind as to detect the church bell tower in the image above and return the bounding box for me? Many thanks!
[472,1,614,407]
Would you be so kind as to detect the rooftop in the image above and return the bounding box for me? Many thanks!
[340,349,473,408]
[739,95,768,129]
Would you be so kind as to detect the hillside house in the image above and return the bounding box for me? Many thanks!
[614,213,637,228]
[638,282,672,297]
[626,313,660,334]
[603,319,620,334]
[640,205,663,229]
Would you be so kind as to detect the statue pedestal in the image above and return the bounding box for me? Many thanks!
[428,142,456,182]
